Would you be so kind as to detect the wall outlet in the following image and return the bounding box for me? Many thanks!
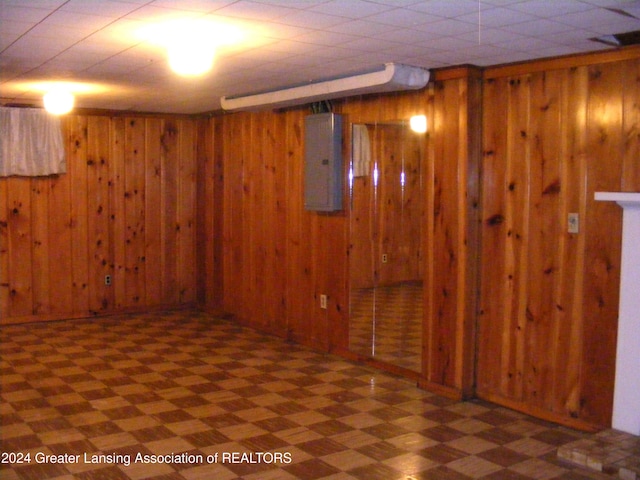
[382,253,388,263]
[105,275,112,286]
[568,213,579,234]
[320,294,328,309]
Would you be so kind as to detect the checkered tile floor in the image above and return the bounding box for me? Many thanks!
[1,310,609,479]
[350,282,422,372]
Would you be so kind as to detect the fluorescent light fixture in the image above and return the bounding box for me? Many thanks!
[221,63,430,111]
[43,88,74,115]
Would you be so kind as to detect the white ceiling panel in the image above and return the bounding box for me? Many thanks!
[1,0,638,113]
[309,0,394,19]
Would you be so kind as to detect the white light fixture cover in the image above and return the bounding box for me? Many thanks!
[43,89,74,115]
[168,44,215,76]
[221,63,430,111]
[410,115,427,133]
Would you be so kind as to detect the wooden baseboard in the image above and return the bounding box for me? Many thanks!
[476,390,604,432]
[0,303,197,326]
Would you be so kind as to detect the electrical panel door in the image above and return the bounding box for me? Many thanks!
[304,113,343,211]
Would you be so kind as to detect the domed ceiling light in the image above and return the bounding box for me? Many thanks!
[167,42,215,76]
[43,87,74,115]
[142,19,243,77]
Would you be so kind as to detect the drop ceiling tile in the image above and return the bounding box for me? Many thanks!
[499,18,577,36]
[83,61,142,78]
[413,35,478,52]
[279,9,351,29]
[0,0,65,8]
[222,47,275,64]
[407,0,478,18]
[535,45,594,57]
[0,4,54,22]
[0,19,36,43]
[458,27,531,45]
[552,7,631,29]
[213,0,298,21]
[259,39,321,55]
[58,0,144,17]
[119,4,200,21]
[338,37,400,52]
[20,25,95,44]
[292,30,360,47]
[592,16,640,35]
[493,36,565,53]
[276,52,340,68]
[39,10,119,32]
[580,0,640,7]
[366,0,425,6]
[150,0,238,13]
[377,27,444,44]
[258,22,310,40]
[326,19,399,36]
[364,7,444,27]
[250,0,329,7]
[419,49,478,66]
[506,0,597,17]
[458,6,539,28]
[382,43,445,59]
[1,37,67,58]
[308,0,396,19]
[469,50,549,65]
[411,18,479,36]
[306,45,364,59]
[542,28,606,44]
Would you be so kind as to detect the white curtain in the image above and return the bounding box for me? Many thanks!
[352,124,371,177]
[0,106,66,177]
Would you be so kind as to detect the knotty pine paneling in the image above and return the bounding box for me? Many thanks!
[199,71,481,399]
[478,55,640,429]
[424,70,482,397]
[0,114,199,323]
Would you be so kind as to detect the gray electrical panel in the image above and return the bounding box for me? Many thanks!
[304,113,343,212]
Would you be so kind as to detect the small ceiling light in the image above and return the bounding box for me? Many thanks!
[43,88,74,115]
[410,115,427,133]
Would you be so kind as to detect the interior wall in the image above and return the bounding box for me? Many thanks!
[197,108,349,350]
[1,47,637,431]
[0,115,199,323]
[478,49,640,429]
[198,71,481,399]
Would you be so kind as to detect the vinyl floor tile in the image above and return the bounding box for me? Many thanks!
[1,310,616,480]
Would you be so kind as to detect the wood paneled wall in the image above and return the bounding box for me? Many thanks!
[3,47,637,431]
[423,68,482,398]
[198,69,482,399]
[198,108,349,349]
[0,115,199,323]
[478,50,640,429]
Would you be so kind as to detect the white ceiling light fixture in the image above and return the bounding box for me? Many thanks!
[43,87,74,115]
[141,19,243,77]
[220,63,430,112]
[168,42,215,77]
[410,115,427,133]
[165,20,216,77]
